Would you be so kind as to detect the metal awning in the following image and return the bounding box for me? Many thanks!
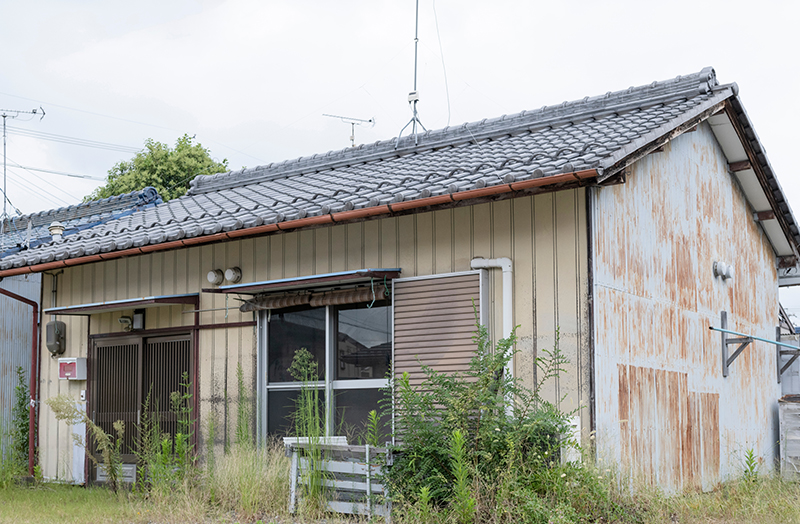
[44,293,198,316]
[204,268,402,295]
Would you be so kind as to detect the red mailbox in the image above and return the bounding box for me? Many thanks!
[58,358,86,380]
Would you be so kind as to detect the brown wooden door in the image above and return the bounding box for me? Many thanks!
[90,333,192,474]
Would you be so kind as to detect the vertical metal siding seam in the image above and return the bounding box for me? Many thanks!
[552,195,560,405]
[531,195,538,388]
[586,186,597,442]
[573,189,583,437]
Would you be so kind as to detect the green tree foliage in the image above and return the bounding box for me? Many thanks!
[85,134,228,202]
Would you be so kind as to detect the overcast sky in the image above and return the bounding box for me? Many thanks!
[2,0,800,308]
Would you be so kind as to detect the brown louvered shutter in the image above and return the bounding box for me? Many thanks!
[393,272,485,387]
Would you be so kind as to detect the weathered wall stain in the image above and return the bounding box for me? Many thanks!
[595,121,780,491]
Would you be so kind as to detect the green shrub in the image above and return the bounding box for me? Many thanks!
[386,322,644,523]
[46,395,125,493]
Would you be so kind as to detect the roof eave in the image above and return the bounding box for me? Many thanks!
[0,168,599,278]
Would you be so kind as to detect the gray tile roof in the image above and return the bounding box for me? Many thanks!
[0,67,773,270]
[0,187,161,259]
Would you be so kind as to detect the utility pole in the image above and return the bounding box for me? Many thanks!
[0,107,44,220]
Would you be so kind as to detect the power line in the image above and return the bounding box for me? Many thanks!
[8,162,105,181]
[6,125,141,154]
[4,170,71,208]
[0,90,266,164]
[6,160,83,204]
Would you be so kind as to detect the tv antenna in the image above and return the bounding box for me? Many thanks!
[396,0,427,147]
[1,107,45,220]
[323,114,375,147]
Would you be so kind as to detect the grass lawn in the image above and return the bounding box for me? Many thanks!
[0,484,145,524]
[3,476,800,524]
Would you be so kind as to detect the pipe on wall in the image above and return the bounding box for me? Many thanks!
[470,257,513,381]
[0,287,39,476]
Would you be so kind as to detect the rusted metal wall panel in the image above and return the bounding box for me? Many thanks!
[40,191,591,479]
[0,274,40,460]
[593,121,781,492]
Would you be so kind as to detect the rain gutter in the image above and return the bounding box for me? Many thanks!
[0,169,598,278]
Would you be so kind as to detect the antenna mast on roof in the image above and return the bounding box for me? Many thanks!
[323,114,375,147]
[0,107,45,221]
[396,0,427,147]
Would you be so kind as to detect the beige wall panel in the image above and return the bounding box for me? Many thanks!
[298,230,315,277]
[492,200,512,341]
[38,189,590,474]
[453,206,473,271]
[415,213,434,276]
[93,260,104,304]
[253,237,270,281]
[163,251,177,297]
[140,254,152,298]
[330,225,346,272]
[511,197,535,387]
[534,193,558,404]
[102,259,116,302]
[128,256,141,296]
[268,235,282,280]
[174,247,188,294]
[118,257,131,300]
[554,190,580,413]
[283,230,299,279]
[380,217,398,268]
[472,203,493,329]
[150,251,164,297]
[364,219,381,268]
[240,237,255,289]
[397,215,416,275]
[346,223,363,270]
[315,228,331,274]
[593,122,782,491]
[434,209,453,274]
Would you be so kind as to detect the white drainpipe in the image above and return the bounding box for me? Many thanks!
[470,257,513,381]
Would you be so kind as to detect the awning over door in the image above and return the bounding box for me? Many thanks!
[44,293,198,316]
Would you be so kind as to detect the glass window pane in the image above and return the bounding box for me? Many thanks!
[267,389,326,437]
[268,307,326,382]
[334,388,390,444]
[336,303,391,380]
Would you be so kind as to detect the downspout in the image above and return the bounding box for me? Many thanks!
[0,285,40,476]
[470,257,513,381]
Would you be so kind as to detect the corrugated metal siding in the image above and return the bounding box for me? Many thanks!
[0,273,40,460]
[593,121,781,492]
[40,191,590,479]
[393,273,482,386]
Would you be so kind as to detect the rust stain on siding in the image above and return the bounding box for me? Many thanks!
[619,364,720,490]
[618,364,630,474]
[701,392,720,482]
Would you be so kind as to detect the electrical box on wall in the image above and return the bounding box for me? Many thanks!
[46,320,66,356]
[58,358,86,380]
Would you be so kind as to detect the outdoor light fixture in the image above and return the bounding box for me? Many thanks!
[713,261,734,281]
[225,267,242,283]
[207,269,224,285]
[48,221,65,241]
[118,316,132,331]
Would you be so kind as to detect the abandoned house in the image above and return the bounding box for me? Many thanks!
[0,188,161,471]
[1,67,796,492]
